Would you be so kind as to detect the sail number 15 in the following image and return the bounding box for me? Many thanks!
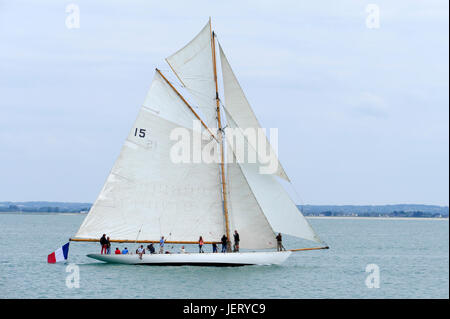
[134,128,147,138]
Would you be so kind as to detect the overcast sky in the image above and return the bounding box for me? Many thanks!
[0,0,448,205]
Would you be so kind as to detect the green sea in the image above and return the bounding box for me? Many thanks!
[0,213,448,298]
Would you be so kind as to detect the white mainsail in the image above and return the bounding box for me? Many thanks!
[218,43,290,181]
[75,71,225,243]
[166,19,217,128]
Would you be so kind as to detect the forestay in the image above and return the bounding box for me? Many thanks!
[74,72,225,243]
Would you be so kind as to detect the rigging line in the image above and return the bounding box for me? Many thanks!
[219,100,227,110]
[168,76,216,96]
[176,75,213,80]
[184,85,213,99]
[155,73,207,111]
[110,171,133,182]
[142,105,160,114]
[275,143,328,246]
[287,180,329,247]
[164,81,202,110]
[159,77,201,109]
[182,86,217,103]
[156,68,218,142]
[177,78,212,84]
[164,74,183,86]
[280,176,328,246]
[135,224,144,243]
[165,58,186,87]
[158,72,186,90]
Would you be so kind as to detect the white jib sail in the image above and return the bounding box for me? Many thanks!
[225,110,322,244]
[75,71,225,243]
[226,145,277,249]
[218,43,290,181]
[166,19,217,128]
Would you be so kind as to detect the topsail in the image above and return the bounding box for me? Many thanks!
[165,19,217,128]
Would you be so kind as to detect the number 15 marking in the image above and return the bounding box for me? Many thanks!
[134,128,146,138]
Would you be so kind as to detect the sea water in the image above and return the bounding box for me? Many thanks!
[0,213,448,298]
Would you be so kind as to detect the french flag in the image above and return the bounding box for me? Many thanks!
[47,242,70,263]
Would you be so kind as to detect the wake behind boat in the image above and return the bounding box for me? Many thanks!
[69,18,328,266]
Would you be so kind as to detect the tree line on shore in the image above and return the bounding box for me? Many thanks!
[0,201,448,217]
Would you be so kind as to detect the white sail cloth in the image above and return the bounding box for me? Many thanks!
[224,91,321,244]
[75,21,323,249]
[166,20,217,128]
[227,147,277,249]
[75,72,225,243]
[219,44,289,181]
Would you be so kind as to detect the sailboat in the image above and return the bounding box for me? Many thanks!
[69,18,328,266]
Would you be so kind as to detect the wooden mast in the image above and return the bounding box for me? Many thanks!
[210,19,232,251]
[156,68,218,142]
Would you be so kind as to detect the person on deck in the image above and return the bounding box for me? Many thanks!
[198,236,204,253]
[212,242,217,253]
[122,247,129,254]
[114,248,121,254]
[100,234,107,254]
[221,235,228,253]
[137,245,145,259]
[159,236,165,254]
[180,246,186,254]
[276,233,283,251]
[147,243,155,254]
[233,230,240,252]
[136,245,145,254]
[106,236,111,254]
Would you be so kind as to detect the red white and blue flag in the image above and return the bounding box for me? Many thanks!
[47,242,70,263]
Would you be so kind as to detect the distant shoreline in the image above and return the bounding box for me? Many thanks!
[1,211,448,220]
[1,202,448,218]
[306,216,449,221]
[0,211,88,215]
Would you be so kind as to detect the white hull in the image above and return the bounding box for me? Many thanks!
[87,251,291,266]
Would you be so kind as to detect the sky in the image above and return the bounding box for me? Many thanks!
[0,0,448,205]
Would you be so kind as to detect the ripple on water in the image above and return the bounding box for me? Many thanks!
[0,214,448,298]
